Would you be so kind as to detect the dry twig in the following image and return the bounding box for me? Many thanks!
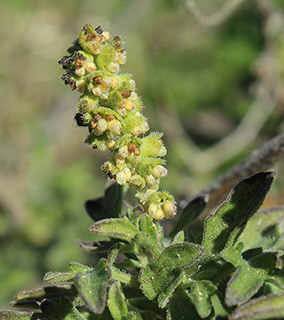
[191,131,284,213]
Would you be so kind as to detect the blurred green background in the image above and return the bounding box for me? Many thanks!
[1,0,284,307]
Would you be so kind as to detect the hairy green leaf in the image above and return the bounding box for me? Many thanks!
[43,272,73,284]
[110,266,138,287]
[134,232,160,257]
[202,172,274,254]
[89,218,139,241]
[69,262,93,275]
[139,214,161,254]
[172,231,185,245]
[157,272,186,308]
[75,258,111,314]
[226,266,264,307]
[189,280,217,318]
[139,243,205,300]
[107,282,128,320]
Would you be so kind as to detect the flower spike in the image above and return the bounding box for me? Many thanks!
[59,24,176,220]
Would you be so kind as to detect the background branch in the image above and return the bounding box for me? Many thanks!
[186,0,247,27]
[190,131,284,213]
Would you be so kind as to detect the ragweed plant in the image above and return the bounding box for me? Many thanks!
[58,24,176,221]
[2,25,284,320]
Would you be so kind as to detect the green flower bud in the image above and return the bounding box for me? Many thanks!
[107,62,120,73]
[152,165,168,178]
[116,171,126,185]
[129,174,145,188]
[93,118,107,135]
[118,146,129,159]
[123,167,132,182]
[162,201,177,219]
[145,175,158,189]
[148,203,164,220]
[107,119,121,135]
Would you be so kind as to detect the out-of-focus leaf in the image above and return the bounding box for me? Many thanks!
[75,258,111,314]
[89,218,139,241]
[170,195,208,237]
[238,206,284,252]
[103,183,124,218]
[76,239,112,253]
[202,172,274,254]
[107,282,128,320]
[189,280,217,318]
[139,243,205,300]
[231,292,284,320]
[85,183,124,221]
[0,310,32,320]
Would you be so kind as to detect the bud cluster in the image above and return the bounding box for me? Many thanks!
[59,24,176,220]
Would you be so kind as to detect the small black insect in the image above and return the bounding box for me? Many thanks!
[95,25,103,35]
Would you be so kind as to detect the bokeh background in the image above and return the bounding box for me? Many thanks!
[1,0,284,307]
